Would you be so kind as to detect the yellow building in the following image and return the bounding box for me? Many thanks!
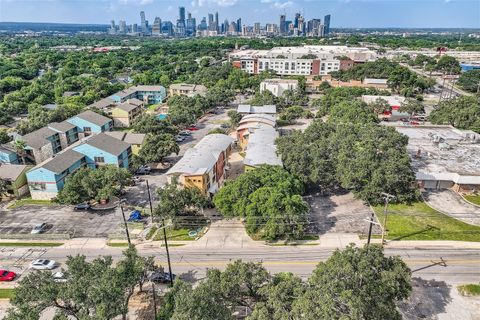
[169,83,207,97]
[105,132,146,155]
[111,98,144,128]
[166,134,233,196]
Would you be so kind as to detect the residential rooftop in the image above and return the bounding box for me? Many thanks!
[244,124,282,167]
[22,127,57,149]
[0,164,29,181]
[105,131,146,145]
[237,104,277,114]
[48,121,76,133]
[40,149,85,174]
[73,110,112,127]
[80,132,130,156]
[170,83,207,92]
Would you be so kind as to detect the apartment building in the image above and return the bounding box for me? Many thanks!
[109,85,166,105]
[166,134,233,195]
[0,164,30,198]
[105,131,146,155]
[66,110,113,137]
[111,98,144,127]
[230,45,376,76]
[26,133,131,200]
[169,83,207,97]
[260,79,298,97]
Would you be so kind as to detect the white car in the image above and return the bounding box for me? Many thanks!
[30,259,57,270]
[31,223,47,234]
[52,271,67,282]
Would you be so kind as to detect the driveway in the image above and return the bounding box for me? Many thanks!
[306,191,381,236]
[0,205,124,238]
[189,219,259,249]
[423,190,480,225]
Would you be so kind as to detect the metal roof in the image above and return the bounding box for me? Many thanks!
[237,104,277,114]
[167,134,233,176]
[244,124,282,167]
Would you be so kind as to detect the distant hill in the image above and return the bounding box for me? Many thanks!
[0,22,108,33]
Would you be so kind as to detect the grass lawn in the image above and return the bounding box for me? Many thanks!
[8,198,55,209]
[373,202,480,242]
[106,242,129,247]
[458,284,480,296]
[147,104,159,111]
[0,242,63,247]
[0,289,15,299]
[464,195,480,206]
[153,227,201,241]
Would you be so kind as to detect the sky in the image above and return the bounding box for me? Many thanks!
[0,0,479,28]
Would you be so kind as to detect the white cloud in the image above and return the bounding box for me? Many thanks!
[119,0,153,5]
[191,0,238,7]
[272,1,294,9]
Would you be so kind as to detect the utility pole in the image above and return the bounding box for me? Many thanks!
[162,218,174,287]
[366,212,375,245]
[120,204,131,245]
[380,193,396,245]
[146,179,154,224]
[151,283,157,318]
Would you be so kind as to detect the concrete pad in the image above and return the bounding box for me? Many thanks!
[319,233,362,249]
[424,190,480,225]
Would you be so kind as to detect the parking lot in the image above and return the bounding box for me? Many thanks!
[0,205,124,238]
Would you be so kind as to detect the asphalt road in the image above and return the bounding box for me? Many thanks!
[1,245,479,285]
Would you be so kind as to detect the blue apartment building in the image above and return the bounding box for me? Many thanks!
[26,133,131,200]
[109,85,166,105]
[0,144,19,164]
[66,110,113,136]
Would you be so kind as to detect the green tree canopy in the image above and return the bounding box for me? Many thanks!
[429,96,480,133]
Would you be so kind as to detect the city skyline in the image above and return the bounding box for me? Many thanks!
[0,0,479,28]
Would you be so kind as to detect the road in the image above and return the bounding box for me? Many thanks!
[401,63,472,97]
[1,244,479,285]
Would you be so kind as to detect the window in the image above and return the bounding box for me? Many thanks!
[83,127,92,132]
[30,182,46,191]
[94,156,105,163]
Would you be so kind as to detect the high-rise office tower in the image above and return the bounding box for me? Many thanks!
[186,12,196,35]
[208,13,214,31]
[280,14,286,34]
[161,21,174,36]
[236,18,242,33]
[198,17,208,31]
[110,20,115,29]
[297,15,305,35]
[215,12,219,32]
[254,22,261,35]
[140,11,147,33]
[223,19,229,33]
[179,7,186,22]
[119,20,127,34]
[132,23,138,33]
[324,14,331,35]
[152,17,162,35]
[294,12,300,28]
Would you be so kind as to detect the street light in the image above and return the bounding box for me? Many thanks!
[380,192,396,246]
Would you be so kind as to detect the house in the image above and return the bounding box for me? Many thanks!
[0,144,19,164]
[166,134,233,195]
[237,104,277,115]
[110,99,144,127]
[0,164,30,198]
[243,124,282,171]
[260,79,298,97]
[72,133,131,169]
[66,110,113,137]
[88,97,116,110]
[109,85,166,105]
[27,149,87,200]
[105,131,146,155]
[26,133,132,200]
[169,83,207,97]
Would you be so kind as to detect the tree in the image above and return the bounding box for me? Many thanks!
[0,129,11,144]
[132,114,178,136]
[368,97,391,115]
[138,133,179,164]
[155,180,209,228]
[213,166,308,240]
[457,70,480,93]
[429,96,480,133]
[291,245,411,320]
[435,55,461,74]
[12,140,26,164]
[6,248,155,320]
[57,166,132,204]
[399,98,424,119]
[227,110,242,126]
[0,179,8,197]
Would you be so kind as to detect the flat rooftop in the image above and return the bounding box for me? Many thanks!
[393,125,480,181]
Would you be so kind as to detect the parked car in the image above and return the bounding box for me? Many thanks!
[187,126,199,131]
[31,222,47,234]
[179,131,191,136]
[73,202,91,211]
[135,166,151,175]
[0,270,16,281]
[175,136,184,142]
[148,271,176,284]
[30,259,57,270]
[52,271,67,283]
[220,123,230,129]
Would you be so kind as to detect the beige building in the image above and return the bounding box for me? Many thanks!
[111,99,144,127]
[260,79,298,97]
[169,83,207,97]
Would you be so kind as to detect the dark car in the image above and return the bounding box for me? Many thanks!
[135,165,151,175]
[74,203,91,211]
[149,271,176,284]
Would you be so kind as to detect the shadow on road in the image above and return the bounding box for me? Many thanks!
[398,277,452,320]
